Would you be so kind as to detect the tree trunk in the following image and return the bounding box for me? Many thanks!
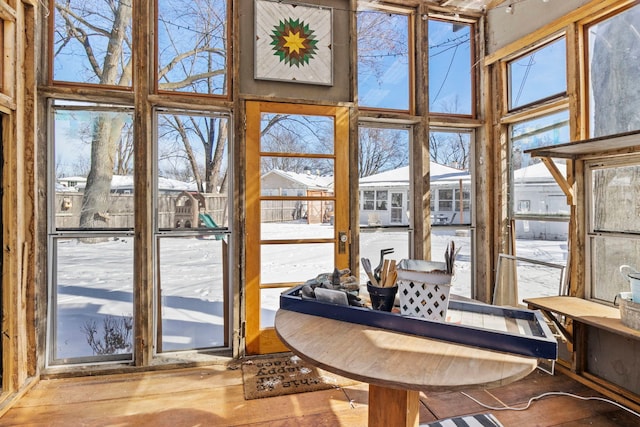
[80,115,125,228]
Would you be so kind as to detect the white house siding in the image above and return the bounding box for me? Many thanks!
[359,164,472,227]
[359,186,410,226]
[513,162,569,240]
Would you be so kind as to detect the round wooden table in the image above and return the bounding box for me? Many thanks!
[275,309,538,427]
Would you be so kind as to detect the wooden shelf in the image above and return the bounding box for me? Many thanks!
[525,130,640,160]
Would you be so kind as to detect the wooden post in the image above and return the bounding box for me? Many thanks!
[368,384,419,427]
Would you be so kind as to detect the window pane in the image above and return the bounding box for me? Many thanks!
[429,19,473,115]
[260,205,334,240]
[261,243,334,285]
[157,112,229,230]
[511,111,570,217]
[357,9,411,110]
[260,288,284,329]
[390,195,404,223]
[375,190,388,210]
[429,130,472,225]
[260,114,334,155]
[431,231,472,298]
[515,219,569,244]
[358,126,410,226]
[591,235,640,302]
[591,165,640,233]
[496,253,566,307]
[363,190,375,210]
[158,236,228,352]
[54,103,134,230]
[513,219,569,302]
[260,159,334,190]
[508,38,566,110]
[157,0,228,95]
[359,228,411,280]
[588,5,640,137]
[53,1,132,86]
[52,236,134,363]
[429,129,473,298]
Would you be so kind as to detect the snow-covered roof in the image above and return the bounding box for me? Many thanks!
[514,161,566,183]
[111,175,197,191]
[64,175,197,192]
[261,169,333,190]
[359,162,470,188]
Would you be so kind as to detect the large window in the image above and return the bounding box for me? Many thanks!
[155,110,230,353]
[587,159,640,303]
[587,4,640,137]
[428,18,474,116]
[429,130,472,225]
[429,129,473,298]
[47,1,232,366]
[50,102,135,365]
[358,125,411,283]
[502,33,571,301]
[357,6,413,111]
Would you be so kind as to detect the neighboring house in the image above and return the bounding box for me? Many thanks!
[260,169,334,224]
[359,163,472,226]
[513,161,569,240]
[57,176,87,191]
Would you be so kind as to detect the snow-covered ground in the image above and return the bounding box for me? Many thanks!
[52,222,568,362]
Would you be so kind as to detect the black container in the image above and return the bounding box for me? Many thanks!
[367,282,398,312]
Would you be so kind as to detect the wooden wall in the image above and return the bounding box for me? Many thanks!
[0,0,39,414]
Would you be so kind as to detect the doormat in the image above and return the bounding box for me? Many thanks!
[241,354,345,400]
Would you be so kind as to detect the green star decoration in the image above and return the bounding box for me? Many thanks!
[270,18,319,67]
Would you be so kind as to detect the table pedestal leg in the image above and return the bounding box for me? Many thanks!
[368,384,419,427]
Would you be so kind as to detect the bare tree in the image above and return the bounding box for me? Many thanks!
[357,9,408,86]
[259,114,334,175]
[359,127,408,177]
[429,132,470,169]
[158,114,227,193]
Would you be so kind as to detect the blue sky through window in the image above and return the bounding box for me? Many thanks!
[509,37,567,110]
[429,19,472,115]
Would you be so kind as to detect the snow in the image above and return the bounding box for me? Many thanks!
[52,223,567,363]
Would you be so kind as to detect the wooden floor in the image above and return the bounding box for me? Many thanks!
[1,360,638,426]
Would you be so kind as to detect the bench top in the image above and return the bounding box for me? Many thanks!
[524,296,640,340]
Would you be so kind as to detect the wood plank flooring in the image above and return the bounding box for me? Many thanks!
[0,360,638,426]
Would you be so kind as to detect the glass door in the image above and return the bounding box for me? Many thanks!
[245,102,349,354]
